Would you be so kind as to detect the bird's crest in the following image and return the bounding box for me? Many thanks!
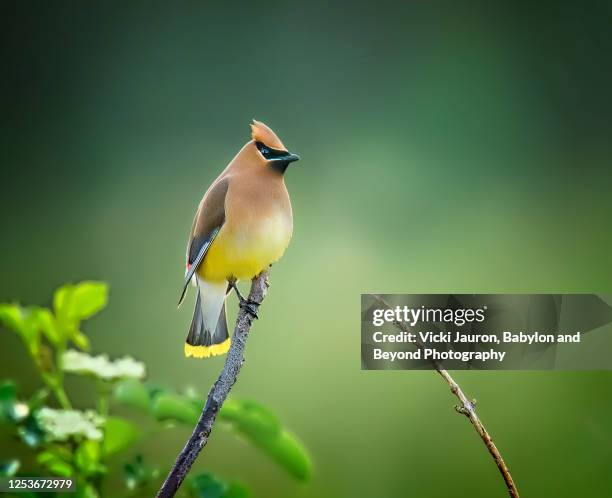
[250,119,286,150]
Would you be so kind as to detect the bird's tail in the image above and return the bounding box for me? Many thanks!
[185,278,230,358]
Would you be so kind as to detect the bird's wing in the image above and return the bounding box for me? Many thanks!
[178,178,229,306]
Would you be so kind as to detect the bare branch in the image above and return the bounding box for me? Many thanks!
[436,368,518,498]
[370,295,519,498]
[156,271,270,498]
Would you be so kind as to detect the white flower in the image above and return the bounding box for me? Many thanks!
[61,350,146,381]
[11,402,29,422]
[37,407,104,441]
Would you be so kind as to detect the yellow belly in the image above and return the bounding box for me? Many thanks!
[198,214,292,282]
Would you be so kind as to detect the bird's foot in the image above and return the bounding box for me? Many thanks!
[239,298,259,319]
[230,282,259,319]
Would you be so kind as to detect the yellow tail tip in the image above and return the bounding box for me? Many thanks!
[184,338,231,359]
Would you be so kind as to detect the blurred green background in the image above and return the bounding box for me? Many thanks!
[2,1,612,496]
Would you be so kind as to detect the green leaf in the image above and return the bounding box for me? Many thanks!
[151,393,199,425]
[37,449,74,477]
[102,417,140,456]
[123,455,159,491]
[0,304,24,333]
[0,459,20,477]
[54,282,108,322]
[71,331,91,351]
[28,389,50,410]
[113,379,150,411]
[76,482,99,498]
[189,473,250,498]
[264,430,311,481]
[0,380,17,422]
[48,460,74,477]
[71,281,108,319]
[0,304,41,356]
[39,444,73,463]
[75,440,105,477]
[0,381,17,401]
[220,400,280,438]
[52,282,107,350]
[31,308,62,346]
[220,400,311,481]
[224,482,250,498]
[37,450,60,465]
[190,474,225,498]
[75,440,99,468]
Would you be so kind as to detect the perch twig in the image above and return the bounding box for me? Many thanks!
[156,271,269,498]
[371,294,519,498]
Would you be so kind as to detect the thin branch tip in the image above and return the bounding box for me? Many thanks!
[371,294,519,498]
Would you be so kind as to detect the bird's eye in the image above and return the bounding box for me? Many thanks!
[255,141,277,160]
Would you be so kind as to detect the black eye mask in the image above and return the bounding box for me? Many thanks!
[255,141,290,161]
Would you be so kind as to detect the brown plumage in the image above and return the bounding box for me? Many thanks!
[179,120,300,358]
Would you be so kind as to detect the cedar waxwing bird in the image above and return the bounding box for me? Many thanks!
[179,120,300,359]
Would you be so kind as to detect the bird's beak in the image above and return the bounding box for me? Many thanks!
[269,152,300,164]
[285,152,300,163]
